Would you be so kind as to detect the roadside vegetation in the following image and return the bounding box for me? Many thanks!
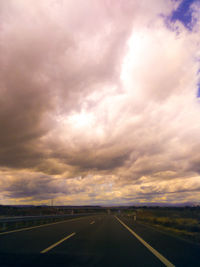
[136,207,200,243]
[0,205,106,217]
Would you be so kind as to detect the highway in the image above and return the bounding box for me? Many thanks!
[0,215,199,266]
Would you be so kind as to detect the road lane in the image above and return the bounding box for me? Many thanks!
[41,232,76,254]
[46,215,164,267]
[115,216,175,267]
[0,215,105,266]
[0,215,101,254]
[0,215,199,266]
[119,215,200,267]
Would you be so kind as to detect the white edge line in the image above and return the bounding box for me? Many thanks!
[40,232,76,254]
[115,216,175,267]
[0,216,90,236]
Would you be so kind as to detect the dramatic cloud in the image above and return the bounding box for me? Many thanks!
[0,0,200,205]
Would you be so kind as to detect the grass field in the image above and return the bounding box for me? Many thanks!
[136,207,200,243]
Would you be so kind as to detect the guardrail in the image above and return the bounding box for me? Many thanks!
[0,213,94,232]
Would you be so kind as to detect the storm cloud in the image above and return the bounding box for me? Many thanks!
[0,0,200,205]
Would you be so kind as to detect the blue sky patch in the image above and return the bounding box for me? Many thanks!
[170,0,198,30]
[197,84,200,97]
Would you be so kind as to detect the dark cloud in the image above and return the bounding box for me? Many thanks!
[0,0,135,172]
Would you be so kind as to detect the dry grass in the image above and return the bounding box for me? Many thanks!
[137,209,200,243]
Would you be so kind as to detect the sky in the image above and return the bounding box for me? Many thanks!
[0,0,200,206]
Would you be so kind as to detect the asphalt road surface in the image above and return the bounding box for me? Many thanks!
[0,215,199,267]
